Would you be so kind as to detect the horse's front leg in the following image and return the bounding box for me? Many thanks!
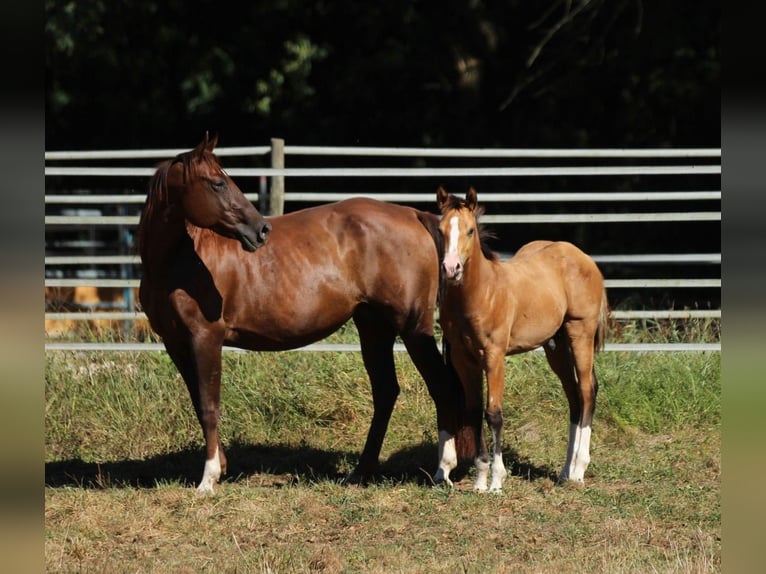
[190,329,227,495]
[484,354,507,493]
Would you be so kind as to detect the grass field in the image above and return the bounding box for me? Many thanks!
[45,322,720,572]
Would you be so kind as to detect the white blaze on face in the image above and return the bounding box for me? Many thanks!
[442,215,463,279]
[447,216,460,255]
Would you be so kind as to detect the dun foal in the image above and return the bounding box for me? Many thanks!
[434,187,608,492]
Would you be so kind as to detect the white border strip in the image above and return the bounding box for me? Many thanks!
[44,342,720,353]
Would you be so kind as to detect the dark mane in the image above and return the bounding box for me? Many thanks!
[444,193,499,262]
[137,158,173,257]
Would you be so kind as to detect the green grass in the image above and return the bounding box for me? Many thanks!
[45,323,720,572]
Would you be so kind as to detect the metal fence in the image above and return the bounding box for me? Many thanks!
[45,142,721,352]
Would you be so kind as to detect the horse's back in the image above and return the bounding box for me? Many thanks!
[197,197,443,339]
[329,198,442,310]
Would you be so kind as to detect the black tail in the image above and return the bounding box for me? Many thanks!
[416,211,446,302]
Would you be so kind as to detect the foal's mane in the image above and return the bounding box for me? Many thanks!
[443,194,499,262]
[137,148,223,255]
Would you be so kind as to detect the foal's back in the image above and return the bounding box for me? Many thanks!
[497,240,605,352]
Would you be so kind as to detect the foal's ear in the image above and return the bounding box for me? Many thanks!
[436,186,450,211]
[465,187,478,211]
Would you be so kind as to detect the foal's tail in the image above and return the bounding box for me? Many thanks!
[595,286,609,353]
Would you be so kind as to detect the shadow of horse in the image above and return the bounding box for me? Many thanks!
[45,441,555,490]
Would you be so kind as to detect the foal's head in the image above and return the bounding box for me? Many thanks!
[436,186,496,283]
[144,133,272,252]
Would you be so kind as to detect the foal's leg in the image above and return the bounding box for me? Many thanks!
[543,332,580,482]
[545,323,598,483]
[484,353,508,492]
[567,329,598,482]
[352,309,400,480]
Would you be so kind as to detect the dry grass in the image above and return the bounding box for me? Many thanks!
[45,330,720,573]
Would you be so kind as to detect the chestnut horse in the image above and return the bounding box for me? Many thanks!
[435,186,608,492]
[137,135,469,494]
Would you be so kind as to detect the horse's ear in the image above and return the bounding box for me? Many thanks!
[193,132,218,158]
[436,186,450,211]
[193,133,209,158]
[465,187,478,211]
[206,132,219,152]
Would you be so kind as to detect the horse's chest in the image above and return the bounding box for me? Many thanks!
[442,314,497,359]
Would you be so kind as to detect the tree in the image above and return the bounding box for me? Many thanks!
[45,0,719,149]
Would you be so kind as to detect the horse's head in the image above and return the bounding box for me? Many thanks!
[167,133,271,252]
[436,186,478,282]
[437,186,495,283]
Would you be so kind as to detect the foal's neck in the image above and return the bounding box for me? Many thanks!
[446,237,495,305]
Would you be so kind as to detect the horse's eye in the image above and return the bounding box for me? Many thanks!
[211,179,226,191]
[467,227,475,237]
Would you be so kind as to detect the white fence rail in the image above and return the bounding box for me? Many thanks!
[45,143,721,352]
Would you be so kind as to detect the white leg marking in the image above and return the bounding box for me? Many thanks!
[489,453,507,493]
[474,458,490,492]
[433,431,457,487]
[489,427,507,493]
[560,423,591,483]
[570,425,591,482]
[196,446,221,495]
[560,422,578,481]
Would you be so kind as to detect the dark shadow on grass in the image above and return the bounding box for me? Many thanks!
[44,442,352,489]
[45,441,556,490]
[503,446,560,483]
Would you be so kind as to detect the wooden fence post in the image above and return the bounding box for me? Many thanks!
[270,138,285,216]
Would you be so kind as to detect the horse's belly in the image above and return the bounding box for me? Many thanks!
[223,293,356,351]
[226,322,346,352]
[507,313,563,354]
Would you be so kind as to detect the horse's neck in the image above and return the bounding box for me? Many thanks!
[446,247,498,311]
[139,206,190,273]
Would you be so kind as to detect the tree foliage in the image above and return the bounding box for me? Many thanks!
[45,0,719,149]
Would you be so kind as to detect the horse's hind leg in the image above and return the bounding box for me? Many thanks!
[165,331,227,495]
[437,342,487,489]
[352,308,400,481]
[401,332,462,486]
[544,323,598,483]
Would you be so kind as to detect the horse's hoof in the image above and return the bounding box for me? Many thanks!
[433,477,454,489]
[343,471,367,486]
[195,484,216,496]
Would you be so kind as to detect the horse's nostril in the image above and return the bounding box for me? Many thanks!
[261,222,272,238]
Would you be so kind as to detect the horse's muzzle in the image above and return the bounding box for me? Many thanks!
[238,220,271,252]
[442,252,463,282]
